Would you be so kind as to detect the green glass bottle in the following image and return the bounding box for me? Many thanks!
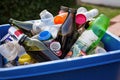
[8,27,60,62]
[66,14,110,58]
[9,18,33,31]
[9,18,33,37]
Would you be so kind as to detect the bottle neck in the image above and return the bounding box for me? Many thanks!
[18,35,28,45]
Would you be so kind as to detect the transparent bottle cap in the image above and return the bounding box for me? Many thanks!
[38,31,52,41]
[50,41,61,51]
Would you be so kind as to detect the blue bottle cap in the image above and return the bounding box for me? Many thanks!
[38,31,52,41]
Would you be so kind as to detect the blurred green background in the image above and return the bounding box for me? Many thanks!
[0,0,75,24]
[0,0,120,24]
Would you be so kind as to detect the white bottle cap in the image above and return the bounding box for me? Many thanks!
[50,41,61,51]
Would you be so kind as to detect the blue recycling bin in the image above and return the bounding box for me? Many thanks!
[0,24,10,40]
[0,25,120,80]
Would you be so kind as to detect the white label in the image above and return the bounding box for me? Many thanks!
[71,30,98,57]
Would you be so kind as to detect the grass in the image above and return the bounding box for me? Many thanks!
[73,2,120,19]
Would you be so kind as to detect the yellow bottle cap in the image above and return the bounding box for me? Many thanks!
[18,54,32,65]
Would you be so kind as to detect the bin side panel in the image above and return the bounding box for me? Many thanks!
[102,32,120,51]
[10,62,120,80]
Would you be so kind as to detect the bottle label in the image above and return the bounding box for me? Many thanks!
[15,30,23,37]
[71,30,98,57]
[8,27,24,40]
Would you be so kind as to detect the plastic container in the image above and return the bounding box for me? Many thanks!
[39,10,54,25]
[0,30,120,80]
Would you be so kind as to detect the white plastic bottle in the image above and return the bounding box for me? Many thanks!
[0,41,25,61]
[84,9,99,20]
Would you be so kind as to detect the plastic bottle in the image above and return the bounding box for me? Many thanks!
[39,10,54,25]
[66,14,110,58]
[8,27,60,62]
[0,41,22,61]
[32,21,46,34]
[54,13,68,24]
[76,9,99,25]
[55,8,79,58]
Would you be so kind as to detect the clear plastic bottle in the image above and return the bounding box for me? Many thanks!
[39,10,54,25]
[32,21,46,34]
[0,41,22,61]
